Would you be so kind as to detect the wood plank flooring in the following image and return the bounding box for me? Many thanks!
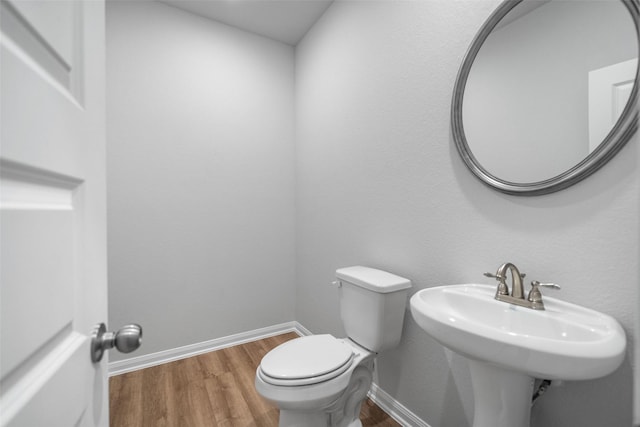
[110,332,400,426]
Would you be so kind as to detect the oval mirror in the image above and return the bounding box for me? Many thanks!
[452,0,639,196]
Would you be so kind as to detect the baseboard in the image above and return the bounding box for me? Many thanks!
[108,321,308,376]
[293,321,313,336]
[368,383,431,427]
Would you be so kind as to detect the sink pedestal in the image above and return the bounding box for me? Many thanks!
[468,358,535,427]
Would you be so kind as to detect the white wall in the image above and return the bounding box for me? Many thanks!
[106,1,296,360]
[295,1,637,426]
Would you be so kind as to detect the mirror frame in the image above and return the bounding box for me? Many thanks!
[452,0,640,196]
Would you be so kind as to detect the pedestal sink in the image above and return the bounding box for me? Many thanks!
[410,284,626,427]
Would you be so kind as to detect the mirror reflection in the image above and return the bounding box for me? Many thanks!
[462,0,638,184]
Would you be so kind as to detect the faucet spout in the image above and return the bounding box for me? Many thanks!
[496,262,525,299]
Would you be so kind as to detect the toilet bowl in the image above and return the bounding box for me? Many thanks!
[254,266,412,427]
[255,334,375,427]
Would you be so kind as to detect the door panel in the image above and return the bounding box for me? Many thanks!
[0,0,107,426]
[0,0,82,99]
[588,58,638,151]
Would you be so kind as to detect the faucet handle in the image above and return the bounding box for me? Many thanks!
[484,271,526,297]
[528,281,560,308]
[531,281,560,290]
[484,272,509,296]
[483,272,526,280]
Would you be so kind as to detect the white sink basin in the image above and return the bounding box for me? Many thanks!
[410,283,627,427]
[410,284,626,380]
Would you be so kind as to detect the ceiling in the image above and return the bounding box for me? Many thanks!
[160,0,334,45]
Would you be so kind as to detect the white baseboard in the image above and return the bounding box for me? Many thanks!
[368,383,431,427]
[293,321,313,337]
[108,321,307,376]
[108,321,428,427]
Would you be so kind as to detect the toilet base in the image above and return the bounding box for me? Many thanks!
[276,362,373,427]
[279,410,329,427]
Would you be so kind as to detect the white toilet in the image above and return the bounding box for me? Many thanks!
[255,266,412,427]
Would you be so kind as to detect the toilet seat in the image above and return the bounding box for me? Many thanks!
[258,335,354,386]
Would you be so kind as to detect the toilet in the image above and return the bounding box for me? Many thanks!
[255,266,412,427]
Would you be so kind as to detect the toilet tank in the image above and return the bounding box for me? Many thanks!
[336,266,412,353]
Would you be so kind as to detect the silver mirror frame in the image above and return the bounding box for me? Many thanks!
[452,0,640,196]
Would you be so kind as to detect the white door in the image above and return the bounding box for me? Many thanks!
[588,57,638,152]
[0,1,108,426]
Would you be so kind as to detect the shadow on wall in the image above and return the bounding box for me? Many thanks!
[530,358,633,426]
[450,133,638,232]
[377,320,472,427]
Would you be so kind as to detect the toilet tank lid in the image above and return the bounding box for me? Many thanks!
[336,266,411,293]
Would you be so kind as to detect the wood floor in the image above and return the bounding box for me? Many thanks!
[110,332,400,426]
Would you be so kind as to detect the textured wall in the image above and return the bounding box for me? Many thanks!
[106,1,296,360]
[295,1,638,426]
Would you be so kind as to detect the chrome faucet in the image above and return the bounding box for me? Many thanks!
[484,262,560,310]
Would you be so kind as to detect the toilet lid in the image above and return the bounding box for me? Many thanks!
[259,335,353,385]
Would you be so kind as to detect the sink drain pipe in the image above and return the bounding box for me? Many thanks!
[531,379,552,406]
